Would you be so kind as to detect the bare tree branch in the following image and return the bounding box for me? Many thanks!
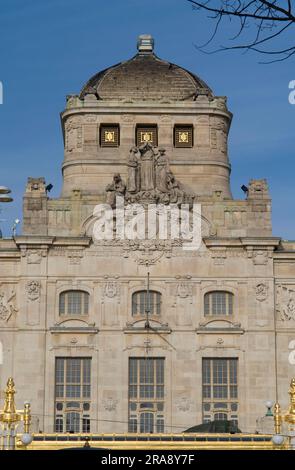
[187,0,295,61]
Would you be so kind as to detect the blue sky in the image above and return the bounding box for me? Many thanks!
[0,0,294,238]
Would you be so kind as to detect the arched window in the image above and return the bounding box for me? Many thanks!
[59,290,89,316]
[204,291,233,316]
[132,290,162,316]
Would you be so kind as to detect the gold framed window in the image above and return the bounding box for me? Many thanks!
[136,125,157,146]
[174,125,193,148]
[100,125,120,147]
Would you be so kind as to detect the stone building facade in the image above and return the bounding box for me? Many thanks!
[0,35,294,434]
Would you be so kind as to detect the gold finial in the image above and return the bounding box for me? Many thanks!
[285,377,295,425]
[0,378,33,450]
[2,377,19,422]
[274,402,282,434]
[23,402,31,433]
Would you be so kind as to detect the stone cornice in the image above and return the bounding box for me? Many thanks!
[61,159,231,170]
[15,236,91,248]
[204,237,281,250]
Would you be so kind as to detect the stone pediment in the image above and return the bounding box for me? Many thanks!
[196,318,244,334]
[50,318,98,333]
[125,318,171,333]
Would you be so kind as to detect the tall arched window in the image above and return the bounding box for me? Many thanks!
[132,290,162,316]
[59,290,89,316]
[204,291,233,316]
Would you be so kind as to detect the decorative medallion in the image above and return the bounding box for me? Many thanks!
[26,281,41,301]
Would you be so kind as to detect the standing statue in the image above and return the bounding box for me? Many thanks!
[155,148,168,193]
[106,174,126,207]
[127,147,139,193]
[139,143,155,191]
[166,172,184,204]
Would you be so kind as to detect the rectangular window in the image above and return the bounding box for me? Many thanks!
[174,125,193,148]
[100,124,120,147]
[136,125,157,146]
[128,358,164,433]
[202,358,238,425]
[54,357,91,433]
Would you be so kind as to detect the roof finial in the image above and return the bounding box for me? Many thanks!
[137,35,154,54]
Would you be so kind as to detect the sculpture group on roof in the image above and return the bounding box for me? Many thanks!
[106,143,194,207]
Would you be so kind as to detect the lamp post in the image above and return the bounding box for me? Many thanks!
[0,186,13,238]
[272,377,295,449]
[0,378,33,450]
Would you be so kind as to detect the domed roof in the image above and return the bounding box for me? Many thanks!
[80,35,213,102]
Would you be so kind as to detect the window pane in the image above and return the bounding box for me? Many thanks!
[156,417,164,433]
[128,418,137,433]
[82,416,90,433]
[204,294,210,315]
[55,417,63,432]
[59,294,65,315]
[55,359,64,383]
[55,385,64,398]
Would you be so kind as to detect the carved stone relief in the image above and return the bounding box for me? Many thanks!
[26,281,41,301]
[65,116,83,153]
[276,285,295,321]
[101,276,120,326]
[105,143,194,207]
[20,247,47,263]
[0,288,18,322]
[103,397,118,412]
[255,283,268,302]
[176,396,192,412]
